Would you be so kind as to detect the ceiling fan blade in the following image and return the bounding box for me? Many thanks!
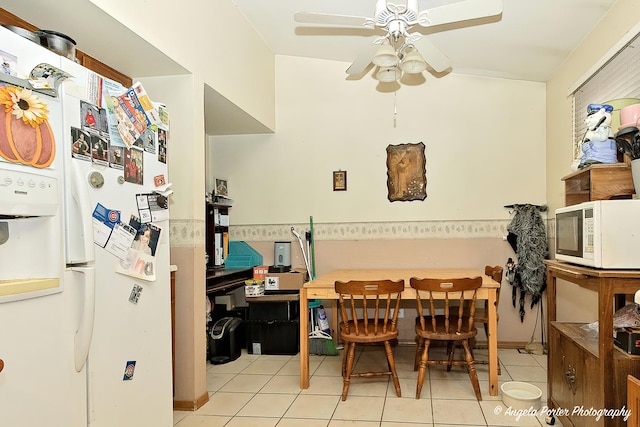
[415,37,452,73]
[294,12,371,28]
[346,43,380,75]
[420,0,503,27]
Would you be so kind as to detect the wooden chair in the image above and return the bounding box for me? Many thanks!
[335,279,404,401]
[410,276,483,400]
[472,265,503,374]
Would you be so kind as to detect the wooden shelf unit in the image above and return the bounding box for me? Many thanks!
[546,260,640,427]
[205,201,231,270]
[562,163,634,206]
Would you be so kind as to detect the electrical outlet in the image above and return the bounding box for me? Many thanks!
[397,308,404,318]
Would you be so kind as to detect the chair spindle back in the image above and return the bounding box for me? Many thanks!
[410,277,483,335]
[335,280,404,337]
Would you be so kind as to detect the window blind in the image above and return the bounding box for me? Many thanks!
[572,34,640,160]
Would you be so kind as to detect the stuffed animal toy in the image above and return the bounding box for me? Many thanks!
[575,104,617,169]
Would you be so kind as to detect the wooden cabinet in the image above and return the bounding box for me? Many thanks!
[0,8,132,87]
[546,260,640,427]
[549,323,602,427]
[562,164,634,206]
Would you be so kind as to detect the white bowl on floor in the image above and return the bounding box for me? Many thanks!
[501,381,542,410]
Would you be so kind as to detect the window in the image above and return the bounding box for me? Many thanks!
[572,33,640,160]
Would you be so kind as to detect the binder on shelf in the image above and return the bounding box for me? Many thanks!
[222,232,229,262]
[214,232,224,265]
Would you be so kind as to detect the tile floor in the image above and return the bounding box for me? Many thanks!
[173,346,560,427]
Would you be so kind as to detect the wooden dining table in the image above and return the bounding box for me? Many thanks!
[299,268,501,396]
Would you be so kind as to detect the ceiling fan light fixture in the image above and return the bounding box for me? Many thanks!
[400,49,427,74]
[376,66,402,82]
[372,43,399,67]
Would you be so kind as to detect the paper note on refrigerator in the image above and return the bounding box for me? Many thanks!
[92,203,120,248]
[104,222,137,260]
[136,193,169,223]
[103,78,127,147]
[92,204,136,259]
[92,218,111,248]
[116,248,157,282]
[131,82,162,126]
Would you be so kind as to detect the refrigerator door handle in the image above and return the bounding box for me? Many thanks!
[69,160,95,264]
[73,266,95,372]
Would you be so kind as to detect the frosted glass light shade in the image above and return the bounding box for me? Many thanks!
[372,44,399,67]
[376,66,402,82]
[400,50,427,73]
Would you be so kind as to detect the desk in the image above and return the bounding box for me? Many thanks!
[299,268,500,396]
[206,267,252,295]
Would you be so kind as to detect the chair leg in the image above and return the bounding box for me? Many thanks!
[384,340,401,397]
[341,342,357,401]
[461,339,482,401]
[341,342,349,378]
[414,336,424,371]
[416,338,430,399]
[447,342,457,372]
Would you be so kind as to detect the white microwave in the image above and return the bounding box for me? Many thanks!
[555,200,640,269]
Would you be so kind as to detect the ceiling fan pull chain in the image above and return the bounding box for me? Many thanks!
[394,91,398,127]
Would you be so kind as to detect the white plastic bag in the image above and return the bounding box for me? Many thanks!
[582,304,640,334]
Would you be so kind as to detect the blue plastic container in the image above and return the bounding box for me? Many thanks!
[225,241,264,268]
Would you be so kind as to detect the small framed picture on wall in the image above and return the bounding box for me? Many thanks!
[215,178,228,196]
[333,170,347,191]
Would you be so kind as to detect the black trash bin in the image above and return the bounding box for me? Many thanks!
[246,298,300,355]
[208,317,243,364]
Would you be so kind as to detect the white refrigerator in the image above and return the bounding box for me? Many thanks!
[0,26,173,427]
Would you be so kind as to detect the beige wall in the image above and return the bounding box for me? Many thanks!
[210,55,547,222]
[88,0,276,131]
[546,0,640,323]
[209,55,549,344]
[136,74,209,406]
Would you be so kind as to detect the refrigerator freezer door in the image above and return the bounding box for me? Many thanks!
[0,26,86,427]
[0,270,87,427]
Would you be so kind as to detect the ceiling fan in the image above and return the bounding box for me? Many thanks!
[295,0,503,79]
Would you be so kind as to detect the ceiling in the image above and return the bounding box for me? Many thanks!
[232,0,618,82]
[0,0,619,135]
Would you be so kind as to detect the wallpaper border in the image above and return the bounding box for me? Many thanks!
[230,220,512,242]
[167,218,555,246]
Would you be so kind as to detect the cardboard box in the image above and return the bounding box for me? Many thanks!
[253,266,268,280]
[614,327,640,355]
[264,269,307,292]
[214,294,235,310]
